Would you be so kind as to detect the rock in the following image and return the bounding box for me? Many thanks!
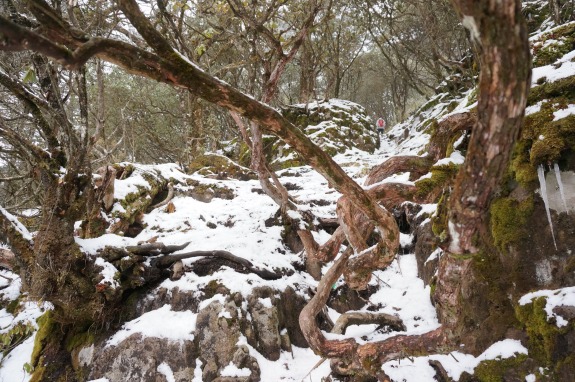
[277,287,308,348]
[187,153,256,181]
[87,334,197,382]
[414,221,438,286]
[273,99,379,170]
[247,288,281,361]
[196,300,259,382]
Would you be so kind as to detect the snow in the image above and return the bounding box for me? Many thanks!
[416,203,437,218]
[220,362,251,377]
[106,304,196,346]
[519,287,575,327]
[400,233,413,247]
[4,13,575,378]
[553,104,575,120]
[0,334,35,382]
[532,50,575,85]
[156,362,176,382]
[434,150,465,166]
[0,206,33,242]
[94,257,119,289]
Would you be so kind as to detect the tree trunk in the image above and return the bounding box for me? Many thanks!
[434,0,531,349]
[299,38,315,103]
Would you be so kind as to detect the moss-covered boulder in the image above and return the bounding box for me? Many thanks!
[187,153,257,181]
[270,99,379,170]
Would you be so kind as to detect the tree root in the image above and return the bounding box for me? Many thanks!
[331,312,405,335]
[365,155,434,185]
[150,182,174,209]
[100,242,283,285]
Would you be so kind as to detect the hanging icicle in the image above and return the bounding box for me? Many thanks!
[553,162,569,213]
[538,164,558,250]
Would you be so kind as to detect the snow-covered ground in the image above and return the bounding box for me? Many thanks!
[0,126,535,381]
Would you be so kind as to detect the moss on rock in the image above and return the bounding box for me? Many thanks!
[415,163,460,200]
[515,297,572,366]
[490,196,534,253]
[473,354,529,382]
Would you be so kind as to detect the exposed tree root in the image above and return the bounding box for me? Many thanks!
[100,242,283,286]
[366,156,434,185]
[427,111,475,161]
[150,182,175,209]
[331,312,406,335]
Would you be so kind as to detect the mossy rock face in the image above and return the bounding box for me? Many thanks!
[528,76,575,105]
[187,153,256,180]
[473,354,534,382]
[515,297,575,375]
[523,102,575,166]
[415,163,460,201]
[275,99,379,170]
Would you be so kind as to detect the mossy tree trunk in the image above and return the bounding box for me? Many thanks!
[0,50,108,381]
[435,0,531,348]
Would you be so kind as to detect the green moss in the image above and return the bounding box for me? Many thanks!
[529,76,575,105]
[446,131,464,158]
[532,23,575,67]
[473,354,528,382]
[65,330,94,353]
[490,196,534,253]
[515,297,570,365]
[415,163,459,200]
[431,192,450,243]
[510,140,538,187]
[6,297,21,314]
[31,311,56,368]
[520,101,575,167]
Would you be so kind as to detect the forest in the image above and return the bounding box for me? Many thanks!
[0,0,574,381]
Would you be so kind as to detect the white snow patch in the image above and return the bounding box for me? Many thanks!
[0,333,35,382]
[106,304,196,346]
[95,257,119,289]
[416,203,437,218]
[157,362,176,382]
[220,362,251,377]
[435,150,465,166]
[553,104,575,120]
[425,248,443,265]
[532,50,575,85]
[259,297,273,308]
[400,233,413,247]
[0,206,32,241]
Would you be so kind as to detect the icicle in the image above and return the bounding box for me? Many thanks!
[538,165,558,250]
[553,162,569,213]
